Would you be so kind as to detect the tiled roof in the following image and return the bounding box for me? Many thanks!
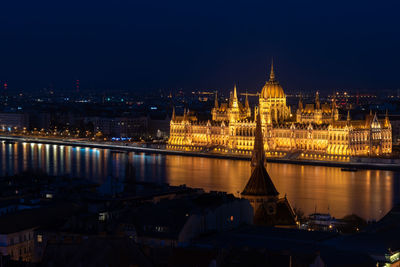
[241,163,279,197]
[254,198,297,226]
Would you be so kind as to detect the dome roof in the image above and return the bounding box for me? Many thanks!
[260,62,285,99]
[261,81,285,98]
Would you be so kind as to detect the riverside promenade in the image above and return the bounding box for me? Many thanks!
[0,135,399,171]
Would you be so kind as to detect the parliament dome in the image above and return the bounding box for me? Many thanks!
[260,62,285,99]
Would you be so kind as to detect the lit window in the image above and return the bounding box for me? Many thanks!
[37,235,42,243]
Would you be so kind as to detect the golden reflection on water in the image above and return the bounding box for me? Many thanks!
[163,155,399,220]
[4,142,400,220]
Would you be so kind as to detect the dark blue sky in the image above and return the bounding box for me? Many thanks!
[1,0,399,93]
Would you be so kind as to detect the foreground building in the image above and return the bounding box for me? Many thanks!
[133,192,252,247]
[168,63,392,159]
[241,112,297,227]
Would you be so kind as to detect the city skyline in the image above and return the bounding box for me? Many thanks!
[1,2,400,266]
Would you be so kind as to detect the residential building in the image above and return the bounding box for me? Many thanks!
[133,192,252,247]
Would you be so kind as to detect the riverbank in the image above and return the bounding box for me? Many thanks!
[0,135,399,171]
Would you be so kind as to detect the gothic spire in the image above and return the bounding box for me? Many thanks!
[385,109,390,127]
[243,110,278,197]
[372,112,379,124]
[347,109,351,122]
[251,109,265,171]
[232,84,239,108]
[245,92,250,109]
[269,59,275,81]
[214,91,219,108]
[172,106,176,121]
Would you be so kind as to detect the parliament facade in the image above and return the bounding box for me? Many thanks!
[167,64,392,160]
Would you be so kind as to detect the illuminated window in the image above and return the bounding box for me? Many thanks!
[37,235,42,243]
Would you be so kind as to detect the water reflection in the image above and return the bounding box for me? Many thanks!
[0,141,399,220]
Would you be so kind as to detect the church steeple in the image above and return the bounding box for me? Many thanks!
[243,109,278,198]
[251,110,265,172]
[269,59,275,81]
[241,108,297,227]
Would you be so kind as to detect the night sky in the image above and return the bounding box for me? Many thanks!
[1,0,399,93]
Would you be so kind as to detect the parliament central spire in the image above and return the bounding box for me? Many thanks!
[269,59,275,81]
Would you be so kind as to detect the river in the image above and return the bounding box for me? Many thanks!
[1,141,399,220]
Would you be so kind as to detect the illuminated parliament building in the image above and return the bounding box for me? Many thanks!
[167,63,392,160]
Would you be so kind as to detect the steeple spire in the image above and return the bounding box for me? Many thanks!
[245,91,249,109]
[269,59,275,81]
[232,84,239,108]
[214,91,219,108]
[243,109,279,199]
[251,110,265,171]
[172,106,176,121]
[385,109,390,127]
[347,109,351,122]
